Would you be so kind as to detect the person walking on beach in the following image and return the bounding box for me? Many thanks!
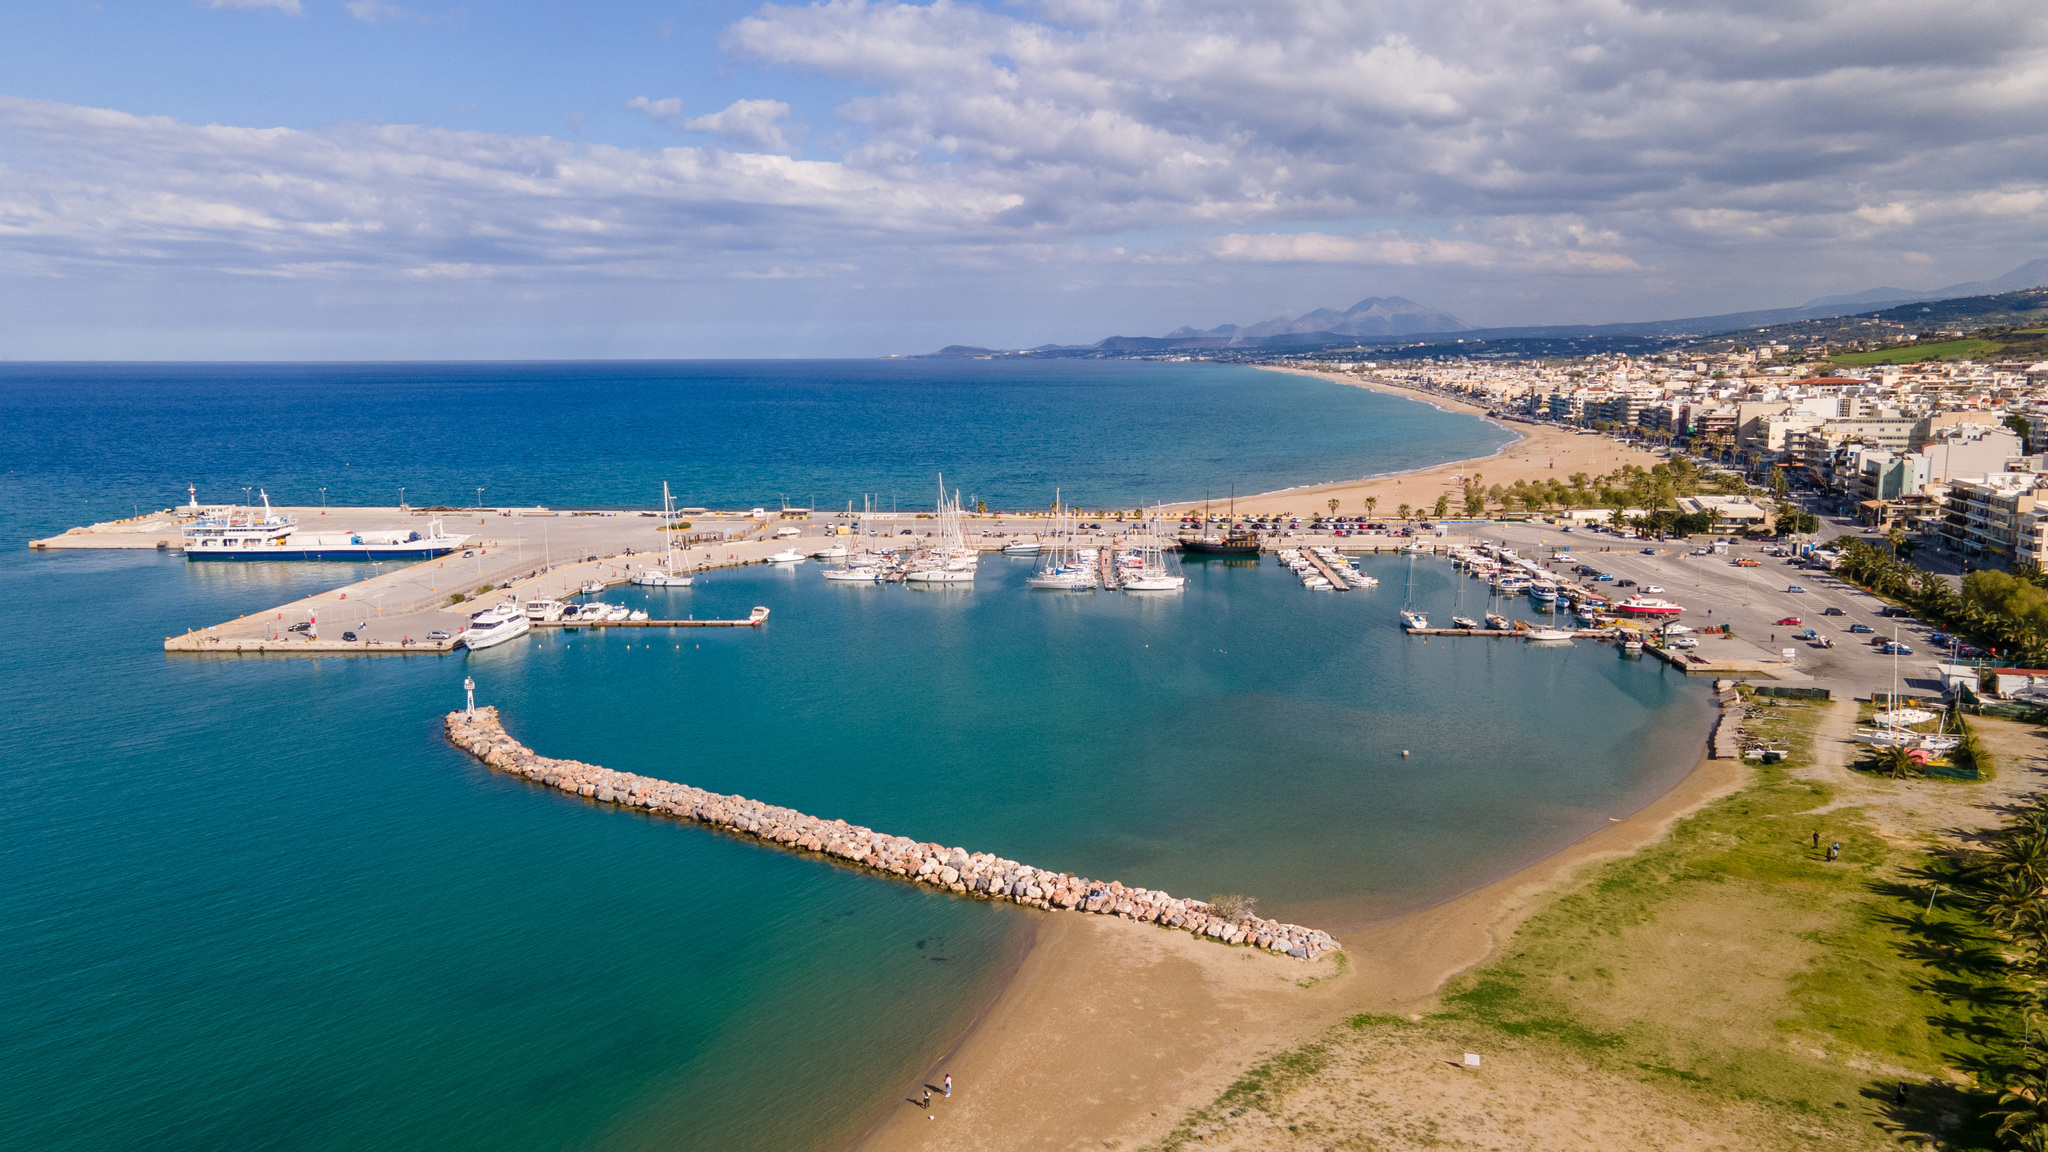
[921,1088,932,1109]
[943,1074,952,1098]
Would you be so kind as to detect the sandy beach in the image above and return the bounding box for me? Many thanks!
[1164,366,1662,519]
[860,742,1743,1150]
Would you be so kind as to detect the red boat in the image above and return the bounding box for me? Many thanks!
[1615,596,1684,618]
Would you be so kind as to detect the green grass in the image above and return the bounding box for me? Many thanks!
[1832,338,2000,364]
[1163,698,2014,1149]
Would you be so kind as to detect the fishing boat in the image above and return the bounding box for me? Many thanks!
[766,548,806,564]
[632,482,695,587]
[459,602,531,650]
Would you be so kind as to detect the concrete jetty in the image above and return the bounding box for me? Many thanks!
[444,706,1343,961]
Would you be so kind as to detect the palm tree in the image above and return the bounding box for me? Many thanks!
[1328,498,1340,515]
[1364,496,1378,517]
[1397,503,1412,520]
[1874,745,1920,780]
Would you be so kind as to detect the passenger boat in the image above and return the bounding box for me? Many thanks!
[459,603,531,650]
[182,489,468,560]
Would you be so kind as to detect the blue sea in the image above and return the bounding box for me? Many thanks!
[0,361,1708,1149]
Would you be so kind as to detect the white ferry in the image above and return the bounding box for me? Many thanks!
[182,490,468,560]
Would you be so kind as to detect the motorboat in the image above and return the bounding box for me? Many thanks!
[766,549,806,564]
[813,543,850,560]
[1614,596,1684,619]
[523,598,565,621]
[1123,573,1186,591]
[822,566,883,582]
[628,609,649,621]
[1002,541,1042,555]
[580,579,606,594]
[1485,612,1511,630]
[459,603,531,650]
[605,604,631,621]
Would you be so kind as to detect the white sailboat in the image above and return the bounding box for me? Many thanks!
[905,475,979,584]
[632,482,695,587]
[1398,550,1428,630]
[1027,489,1096,590]
[1122,504,1186,592]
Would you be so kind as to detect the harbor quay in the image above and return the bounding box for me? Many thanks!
[445,705,1343,961]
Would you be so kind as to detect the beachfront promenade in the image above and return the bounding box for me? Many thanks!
[445,705,1343,961]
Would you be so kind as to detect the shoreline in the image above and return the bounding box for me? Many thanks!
[862,723,1741,1149]
[1163,365,1661,520]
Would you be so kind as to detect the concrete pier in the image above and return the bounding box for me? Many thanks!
[444,706,1343,962]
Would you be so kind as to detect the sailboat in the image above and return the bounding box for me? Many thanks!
[1122,504,1186,592]
[1857,625,1933,748]
[1028,489,1096,590]
[631,482,695,587]
[1398,550,1428,630]
[904,475,977,584]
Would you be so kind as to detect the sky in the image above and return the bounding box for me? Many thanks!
[2,0,2046,359]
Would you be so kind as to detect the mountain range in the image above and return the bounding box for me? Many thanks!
[921,257,2048,358]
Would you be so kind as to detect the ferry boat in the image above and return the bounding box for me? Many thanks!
[1614,596,1685,619]
[460,603,531,650]
[182,491,467,560]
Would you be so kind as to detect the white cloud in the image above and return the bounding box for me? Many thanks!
[207,0,302,13]
[344,0,418,24]
[684,99,799,155]
[626,95,684,124]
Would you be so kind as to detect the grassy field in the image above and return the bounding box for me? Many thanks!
[1160,697,2018,1151]
[1832,338,2002,365]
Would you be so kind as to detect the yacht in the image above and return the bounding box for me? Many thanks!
[1614,596,1685,619]
[823,565,883,582]
[460,603,531,650]
[766,548,806,564]
[579,579,606,594]
[631,482,695,587]
[523,598,565,622]
[812,542,850,560]
[1002,540,1042,555]
[905,477,978,583]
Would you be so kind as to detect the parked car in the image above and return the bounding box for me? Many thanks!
[1821,607,1845,616]
[1881,641,1914,655]
[1786,584,1806,593]
[1645,585,1665,593]
[1640,547,1657,555]
[1796,628,1818,640]
[1734,558,1759,567]
[1878,606,1914,618]
[1616,579,1637,587]
[1959,644,1987,657]
[1930,631,1953,646]
[1596,573,1615,581]
[341,631,358,642]
[288,621,312,633]
[1668,636,1700,649]
[1776,616,1802,626]
[1848,623,1875,633]
[427,630,451,641]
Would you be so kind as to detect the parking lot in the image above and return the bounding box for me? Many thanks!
[1475,523,1949,697]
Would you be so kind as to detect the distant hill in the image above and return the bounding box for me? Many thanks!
[915,258,2048,358]
[1165,295,1472,341]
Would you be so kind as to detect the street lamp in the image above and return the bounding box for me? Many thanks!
[476,487,485,512]
[319,487,327,513]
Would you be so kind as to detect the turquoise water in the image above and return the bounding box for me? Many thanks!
[0,362,1705,1149]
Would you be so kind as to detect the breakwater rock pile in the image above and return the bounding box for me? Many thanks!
[445,707,1340,961]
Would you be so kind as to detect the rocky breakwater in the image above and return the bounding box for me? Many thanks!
[445,707,1341,961]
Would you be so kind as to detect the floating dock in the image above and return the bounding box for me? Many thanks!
[445,706,1341,961]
